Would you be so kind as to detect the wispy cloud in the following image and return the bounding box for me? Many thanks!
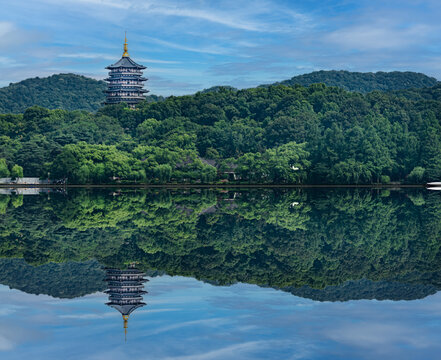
[141,36,231,56]
[148,317,232,336]
[58,52,180,64]
[325,322,432,350]
[325,22,436,50]
[41,0,309,33]
[163,341,265,360]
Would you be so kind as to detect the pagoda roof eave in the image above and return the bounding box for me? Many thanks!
[107,303,146,316]
[106,56,146,70]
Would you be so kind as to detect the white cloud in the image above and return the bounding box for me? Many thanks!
[325,322,431,349]
[39,0,308,33]
[0,21,41,48]
[325,22,435,51]
[145,5,263,32]
[163,341,264,360]
[0,21,14,37]
[58,53,116,61]
[0,335,14,351]
[148,317,232,336]
[141,36,230,55]
[59,312,117,320]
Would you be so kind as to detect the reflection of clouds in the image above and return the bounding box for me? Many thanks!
[147,317,232,336]
[163,341,265,360]
[0,323,42,352]
[59,312,118,320]
[0,335,14,351]
[0,307,18,316]
[325,322,431,348]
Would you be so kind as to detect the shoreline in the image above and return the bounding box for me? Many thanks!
[0,184,427,189]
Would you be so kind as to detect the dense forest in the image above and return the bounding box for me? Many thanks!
[270,70,439,93]
[1,188,441,295]
[2,74,441,183]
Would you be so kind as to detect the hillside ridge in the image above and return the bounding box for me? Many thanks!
[1,70,438,114]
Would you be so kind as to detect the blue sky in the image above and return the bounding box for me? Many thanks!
[1,277,441,359]
[1,0,441,95]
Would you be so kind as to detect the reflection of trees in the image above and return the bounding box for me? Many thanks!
[1,189,441,291]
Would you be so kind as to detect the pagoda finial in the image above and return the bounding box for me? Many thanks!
[123,314,129,342]
[123,31,129,57]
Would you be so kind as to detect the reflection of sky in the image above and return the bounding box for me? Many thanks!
[1,276,441,360]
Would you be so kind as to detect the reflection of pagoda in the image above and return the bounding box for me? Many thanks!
[105,265,148,340]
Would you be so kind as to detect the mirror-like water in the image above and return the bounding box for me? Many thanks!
[1,188,441,359]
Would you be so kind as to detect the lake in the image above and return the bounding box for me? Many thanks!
[0,187,441,359]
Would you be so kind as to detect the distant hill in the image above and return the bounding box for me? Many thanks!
[0,74,107,113]
[265,70,439,93]
[200,85,238,94]
[0,259,106,298]
[285,278,437,302]
[0,73,164,114]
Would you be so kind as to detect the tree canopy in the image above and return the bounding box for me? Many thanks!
[2,73,441,183]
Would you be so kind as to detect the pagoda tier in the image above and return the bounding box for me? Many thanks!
[105,77,147,82]
[105,87,148,93]
[104,35,148,108]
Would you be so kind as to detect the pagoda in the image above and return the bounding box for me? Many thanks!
[104,33,148,108]
[104,265,148,341]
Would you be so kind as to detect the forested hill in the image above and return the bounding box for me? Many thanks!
[266,70,439,93]
[1,71,438,115]
[3,81,441,184]
[0,74,107,113]
[0,73,165,114]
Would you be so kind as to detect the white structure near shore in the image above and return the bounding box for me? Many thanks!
[0,177,52,185]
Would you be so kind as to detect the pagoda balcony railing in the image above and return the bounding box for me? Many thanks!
[108,292,145,297]
[107,92,145,96]
[106,76,146,81]
[106,283,147,288]
[105,274,146,284]
[109,69,142,75]
[107,300,146,306]
[106,278,147,283]
[107,86,146,90]
[106,91,147,95]
[104,98,147,104]
[105,287,146,292]
[108,290,145,295]
[108,296,145,302]
[106,97,146,101]
[106,278,147,282]
[106,87,147,92]
[105,275,147,281]
[106,290,147,295]
[105,268,145,273]
[107,81,144,85]
[106,285,146,290]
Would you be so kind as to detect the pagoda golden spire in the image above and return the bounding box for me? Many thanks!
[122,32,129,57]
[123,314,129,342]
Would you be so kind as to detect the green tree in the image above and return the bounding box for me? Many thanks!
[10,165,23,178]
[0,158,10,177]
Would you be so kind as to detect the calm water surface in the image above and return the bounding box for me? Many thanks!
[1,188,441,359]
